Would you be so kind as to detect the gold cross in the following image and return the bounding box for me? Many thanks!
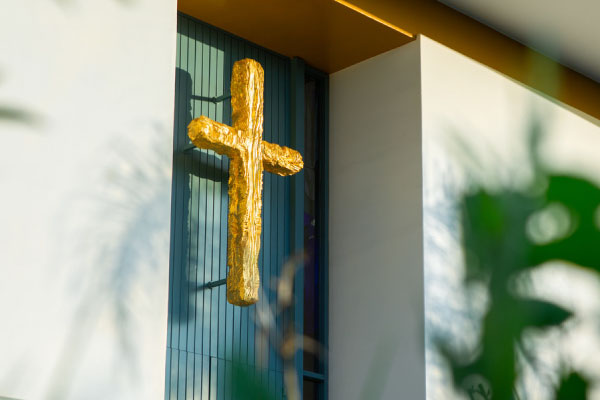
[188,59,303,306]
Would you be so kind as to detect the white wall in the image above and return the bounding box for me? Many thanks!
[330,33,600,399]
[421,36,600,399]
[0,1,177,399]
[329,40,425,400]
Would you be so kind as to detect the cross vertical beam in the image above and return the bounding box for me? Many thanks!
[188,59,303,306]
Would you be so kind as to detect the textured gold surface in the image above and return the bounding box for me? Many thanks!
[188,59,303,306]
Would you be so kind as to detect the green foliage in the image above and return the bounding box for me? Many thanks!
[467,383,492,400]
[0,106,38,126]
[441,169,600,399]
[556,373,588,400]
[529,176,600,272]
[231,364,278,400]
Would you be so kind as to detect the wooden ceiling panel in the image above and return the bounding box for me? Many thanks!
[177,0,414,73]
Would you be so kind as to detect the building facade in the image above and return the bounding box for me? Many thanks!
[1,1,599,399]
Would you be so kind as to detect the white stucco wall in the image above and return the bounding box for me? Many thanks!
[329,40,425,400]
[0,1,177,399]
[421,36,600,399]
[330,33,600,399]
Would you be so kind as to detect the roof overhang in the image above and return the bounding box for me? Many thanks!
[177,0,414,73]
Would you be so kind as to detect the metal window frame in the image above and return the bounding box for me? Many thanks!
[291,58,330,399]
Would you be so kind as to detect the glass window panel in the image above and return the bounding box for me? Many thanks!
[302,379,321,400]
[303,77,321,373]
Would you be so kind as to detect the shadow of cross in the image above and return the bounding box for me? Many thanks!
[188,59,303,306]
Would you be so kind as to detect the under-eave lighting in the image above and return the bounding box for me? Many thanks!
[333,0,414,38]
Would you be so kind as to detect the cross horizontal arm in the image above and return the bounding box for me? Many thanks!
[188,116,241,157]
[262,141,304,176]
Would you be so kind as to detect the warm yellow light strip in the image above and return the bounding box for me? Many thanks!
[333,0,414,38]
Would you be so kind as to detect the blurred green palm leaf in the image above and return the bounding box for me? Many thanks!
[0,106,38,125]
[556,373,588,400]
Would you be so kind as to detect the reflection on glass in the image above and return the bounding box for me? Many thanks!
[302,378,320,400]
[303,77,321,373]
